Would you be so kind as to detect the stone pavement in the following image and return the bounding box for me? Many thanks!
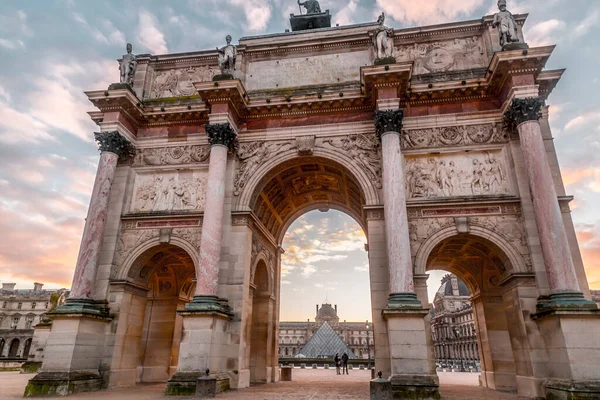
[0,370,529,399]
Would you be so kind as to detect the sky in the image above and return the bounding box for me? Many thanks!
[0,1,599,321]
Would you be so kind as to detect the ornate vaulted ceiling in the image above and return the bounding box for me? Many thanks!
[426,234,512,294]
[251,157,366,241]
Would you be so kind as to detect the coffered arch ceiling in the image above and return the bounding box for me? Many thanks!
[426,234,514,295]
[251,157,367,242]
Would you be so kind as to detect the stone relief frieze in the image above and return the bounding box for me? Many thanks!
[395,37,487,75]
[131,170,208,212]
[234,141,294,196]
[321,134,382,189]
[133,145,210,167]
[149,66,220,99]
[405,151,511,199]
[401,124,506,149]
[113,228,159,277]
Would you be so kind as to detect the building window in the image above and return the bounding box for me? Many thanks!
[25,315,35,329]
[2,301,6,309]
[17,302,22,310]
[32,302,36,310]
[45,302,49,309]
[11,316,20,329]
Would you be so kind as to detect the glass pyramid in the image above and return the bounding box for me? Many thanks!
[297,321,357,359]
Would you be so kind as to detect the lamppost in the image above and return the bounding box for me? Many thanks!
[365,320,371,370]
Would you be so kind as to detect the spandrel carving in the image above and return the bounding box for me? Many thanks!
[321,134,382,189]
[234,141,294,196]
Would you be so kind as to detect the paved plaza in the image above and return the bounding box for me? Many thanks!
[1,370,528,399]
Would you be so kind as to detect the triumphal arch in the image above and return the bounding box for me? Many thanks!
[26,1,600,399]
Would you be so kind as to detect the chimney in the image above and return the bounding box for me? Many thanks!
[33,282,44,291]
[334,304,337,312]
[316,304,319,314]
[2,283,16,291]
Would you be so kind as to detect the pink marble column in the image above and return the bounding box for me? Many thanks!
[191,123,236,307]
[195,144,228,296]
[375,110,421,307]
[507,98,580,293]
[70,131,133,299]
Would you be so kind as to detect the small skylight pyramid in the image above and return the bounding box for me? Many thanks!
[297,321,357,359]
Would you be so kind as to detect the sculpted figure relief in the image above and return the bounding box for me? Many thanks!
[405,152,510,199]
[132,171,208,212]
[150,67,220,99]
[493,0,519,47]
[119,43,137,85]
[395,37,486,75]
[217,35,237,76]
[234,141,293,196]
[298,0,321,14]
[322,134,382,189]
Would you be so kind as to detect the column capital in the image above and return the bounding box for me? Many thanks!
[205,123,237,149]
[374,109,404,137]
[504,97,544,131]
[94,131,135,157]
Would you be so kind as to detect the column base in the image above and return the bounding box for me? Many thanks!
[24,311,111,397]
[24,372,102,397]
[382,306,440,400]
[545,379,600,400]
[183,295,234,317]
[166,371,230,397]
[390,374,441,400]
[387,292,423,309]
[167,305,234,396]
[52,298,110,317]
[534,291,598,317]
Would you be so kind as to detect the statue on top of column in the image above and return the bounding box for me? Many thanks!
[373,12,395,62]
[216,35,237,77]
[298,0,322,14]
[119,43,137,86]
[492,0,520,48]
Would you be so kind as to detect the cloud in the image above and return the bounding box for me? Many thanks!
[376,0,484,25]
[137,10,168,54]
[354,264,368,272]
[565,111,600,132]
[573,10,599,38]
[0,99,54,144]
[0,38,25,50]
[229,0,272,32]
[525,19,566,47]
[575,223,600,289]
[334,0,359,26]
[72,13,126,46]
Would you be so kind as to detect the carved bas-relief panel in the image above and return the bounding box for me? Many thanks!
[245,51,371,91]
[130,170,208,213]
[405,150,512,200]
[401,124,507,150]
[395,37,487,76]
[133,145,210,167]
[148,66,220,99]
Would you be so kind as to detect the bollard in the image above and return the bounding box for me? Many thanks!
[281,366,293,381]
[312,364,317,369]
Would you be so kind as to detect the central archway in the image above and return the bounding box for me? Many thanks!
[243,154,385,384]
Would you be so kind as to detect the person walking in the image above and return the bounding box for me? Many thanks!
[334,353,341,375]
[341,352,349,375]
